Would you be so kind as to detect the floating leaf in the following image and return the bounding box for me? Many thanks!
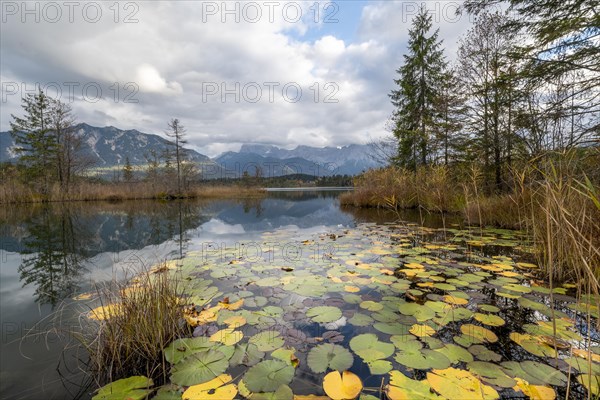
[251,384,294,400]
[306,306,343,323]
[170,349,229,386]
[577,374,600,396]
[366,359,393,375]
[244,360,295,393]
[460,324,498,343]
[427,368,499,400]
[209,328,243,346]
[88,304,122,321]
[467,361,516,388]
[435,344,474,364]
[474,313,505,327]
[307,344,354,373]
[509,332,556,358]
[348,313,374,327]
[409,324,436,337]
[468,345,502,362]
[395,349,451,370]
[349,334,394,363]
[163,337,215,364]
[323,371,362,400]
[513,378,556,400]
[249,331,285,352]
[93,376,153,400]
[385,370,441,400]
[359,301,383,311]
[182,374,237,400]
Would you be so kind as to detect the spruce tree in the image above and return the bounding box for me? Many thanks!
[10,89,57,193]
[389,5,446,169]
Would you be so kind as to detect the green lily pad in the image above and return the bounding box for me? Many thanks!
[307,344,354,373]
[468,345,502,362]
[467,361,516,388]
[578,374,600,396]
[249,331,285,352]
[394,349,451,370]
[306,306,342,323]
[349,333,395,362]
[243,360,295,393]
[250,384,294,400]
[93,376,153,400]
[367,359,393,375]
[349,313,374,327]
[360,300,384,311]
[474,313,505,327]
[163,337,215,364]
[435,344,474,364]
[170,349,229,386]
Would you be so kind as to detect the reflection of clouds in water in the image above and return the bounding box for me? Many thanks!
[199,219,246,235]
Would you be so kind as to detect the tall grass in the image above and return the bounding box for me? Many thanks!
[339,165,464,213]
[0,180,265,204]
[342,151,600,285]
[79,266,189,386]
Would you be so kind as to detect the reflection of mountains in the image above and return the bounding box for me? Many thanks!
[0,201,213,256]
[215,196,354,231]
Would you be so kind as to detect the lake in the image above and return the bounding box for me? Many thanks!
[0,190,597,399]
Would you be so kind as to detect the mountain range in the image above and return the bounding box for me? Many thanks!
[0,123,379,179]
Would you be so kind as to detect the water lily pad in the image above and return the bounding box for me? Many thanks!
[349,333,394,362]
[509,332,556,358]
[249,331,285,352]
[170,349,230,386]
[474,313,505,327]
[467,361,516,388]
[229,343,265,367]
[250,384,294,400]
[367,359,393,375]
[394,349,451,370]
[209,328,243,346]
[163,337,215,364]
[520,361,567,387]
[306,306,343,323]
[427,367,499,399]
[93,376,153,400]
[385,370,441,400]
[374,322,411,335]
[578,374,600,396]
[409,324,436,337]
[323,371,362,400]
[244,360,295,392]
[460,324,498,343]
[435,344,474,364]
[181,374,237,400]
[307,344,354,373]
[359,301,383,311]
[468,345,502,362]
[513,378,556,400]
[478,304,500,313]
[348,313,374,327]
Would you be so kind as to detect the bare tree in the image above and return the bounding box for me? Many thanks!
[165,118,188,194]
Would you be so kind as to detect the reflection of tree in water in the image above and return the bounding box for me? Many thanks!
[242,197,264,218]
[18,206,88,306]
[10,200,212,306]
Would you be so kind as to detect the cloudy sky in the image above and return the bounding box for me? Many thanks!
[1,0,475,156]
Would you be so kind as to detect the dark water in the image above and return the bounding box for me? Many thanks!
[0,190,404,400]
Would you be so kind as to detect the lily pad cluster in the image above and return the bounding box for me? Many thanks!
[86,223,599,399]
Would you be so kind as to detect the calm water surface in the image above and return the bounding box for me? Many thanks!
[0,190,404,400]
